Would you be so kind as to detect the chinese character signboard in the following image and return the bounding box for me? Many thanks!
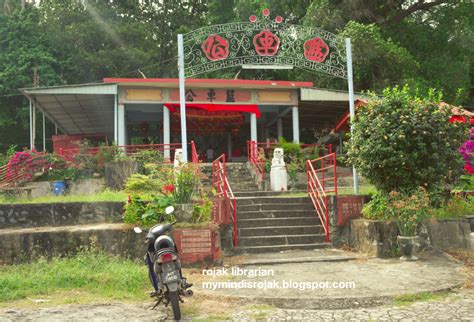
[183,9,347,79]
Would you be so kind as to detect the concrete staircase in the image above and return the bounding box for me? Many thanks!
[224,163,329,253]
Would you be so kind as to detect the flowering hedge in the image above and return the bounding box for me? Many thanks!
[459,128,474,174]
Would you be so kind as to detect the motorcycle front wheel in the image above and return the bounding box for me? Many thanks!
[169,290,181,320]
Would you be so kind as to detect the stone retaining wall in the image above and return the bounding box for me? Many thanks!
[0,202,123,228]
[0,224,221,266]
[25,178,105,199]
[342,218,472,257]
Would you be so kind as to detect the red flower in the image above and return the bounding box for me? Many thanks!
[162,184,175,194]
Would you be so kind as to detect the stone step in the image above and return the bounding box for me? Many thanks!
[239,234,326,247]
[238,217,319,228]
[238,225,323,237]
[235,190,306,197]
[238,242,330,254]
[236,196,310,205]
[237,203,314,212]
[237,210,316,220]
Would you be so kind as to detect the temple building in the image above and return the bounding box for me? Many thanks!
[21,78,364,160]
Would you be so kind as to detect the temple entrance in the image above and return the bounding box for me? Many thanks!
[170,108,247,162]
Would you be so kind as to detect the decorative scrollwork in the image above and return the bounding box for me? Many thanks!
[183,10,347,79]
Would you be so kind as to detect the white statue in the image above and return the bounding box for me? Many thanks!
[270,148,288,191]
[174,149,183,169]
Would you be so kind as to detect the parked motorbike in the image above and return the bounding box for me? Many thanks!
[134,206,193,320]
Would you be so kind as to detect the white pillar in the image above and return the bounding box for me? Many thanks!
[346,38,359,194]
[29,99,34,150]
[178,34,188,163]
[118,103,126,146]
[114,94,118,143]
[163,105,170,160]
[55,124,58,135]
[227,132,232,160]
[277,118,283,139]
[42,111,46,151]
[292,106,300,143]
[250,113,257,142]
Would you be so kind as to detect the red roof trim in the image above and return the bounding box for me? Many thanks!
[103,78,313,88]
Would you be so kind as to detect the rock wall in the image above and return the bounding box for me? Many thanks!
[343,218,472,257]
[0,202,123,229]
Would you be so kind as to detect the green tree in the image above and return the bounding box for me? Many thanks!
[347,86,468,194]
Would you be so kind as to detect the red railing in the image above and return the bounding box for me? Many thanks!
[247,140,265,182]
[212,154,238,247]
[59,142,195,164]
[247,140,333,182]
[306,153,337,242]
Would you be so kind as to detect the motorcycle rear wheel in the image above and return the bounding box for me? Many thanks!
[169,290,181,320]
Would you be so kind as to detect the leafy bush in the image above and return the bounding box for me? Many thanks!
[124,193,175,226]
[173,163,198,203]
[124,174,161,193]
[131,149,164,164]
[277,137,302,163]
[192,193,213,224]
[347,86,468,194]
[430,195,474,219]
[452,174,474,192]
[363,188,431,236]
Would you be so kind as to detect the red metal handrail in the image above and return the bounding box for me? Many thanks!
[212,154,238,247]
[247,140,265,182]
[247,140,333,182]
[306,152,337,242]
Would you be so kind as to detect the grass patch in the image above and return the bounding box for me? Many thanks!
[394,291,449,306]
[0,189,127,204]
[0,248,149,302]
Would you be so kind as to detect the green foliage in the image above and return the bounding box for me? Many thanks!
[347,86,468,194]
[0,189,127,204]
[453,175,474,192]
[430,195,474,219]
[192,193,213,224]
[124,174,161,193]
[363,188,431,236]
[277,137,302,163]
[131,149,164,165]
[124,194,175,226]
[0,247,149,301]
[173,163,198,204]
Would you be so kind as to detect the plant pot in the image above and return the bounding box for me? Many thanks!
[397,235,419,261]
[174,203,194,222]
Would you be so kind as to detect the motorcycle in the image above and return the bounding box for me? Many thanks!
[134,206,193,320]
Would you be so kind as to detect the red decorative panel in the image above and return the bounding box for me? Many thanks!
[304,37,330,63]
[173,228,221,264]
[201,34,229,61]
[253,30,280,56]
[337,196,366,226]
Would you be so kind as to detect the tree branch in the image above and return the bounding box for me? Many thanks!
[388,0,451,24]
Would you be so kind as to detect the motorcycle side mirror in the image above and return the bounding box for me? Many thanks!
[133,227,142,234]
[165,206,175,215]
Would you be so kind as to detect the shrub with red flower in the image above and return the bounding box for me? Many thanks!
[459,128,474,174]
[6,149,53,184]
[162,184,175,195]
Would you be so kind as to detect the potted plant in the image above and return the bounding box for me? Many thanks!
[386,188,430,261]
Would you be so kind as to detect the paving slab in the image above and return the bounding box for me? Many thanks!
[198,251,468,310]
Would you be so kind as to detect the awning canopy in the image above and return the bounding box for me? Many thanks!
[20,83,116,136]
